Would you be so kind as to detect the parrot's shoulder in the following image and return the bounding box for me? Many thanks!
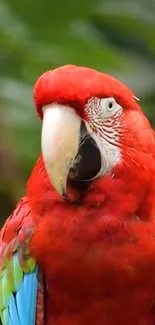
[0,196,35,276]
[0,196,33,251]
[0,197,44,325]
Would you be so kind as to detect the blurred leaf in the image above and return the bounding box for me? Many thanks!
[1,0,155,222]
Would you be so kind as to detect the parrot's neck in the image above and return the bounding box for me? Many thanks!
[27,154,155,222]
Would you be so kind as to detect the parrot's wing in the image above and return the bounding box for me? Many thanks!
[0,197,44,325]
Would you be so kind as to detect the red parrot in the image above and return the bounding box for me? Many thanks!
[1,64,155,325]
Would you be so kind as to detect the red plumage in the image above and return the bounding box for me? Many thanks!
[34,65,140,120]
[2,65,155,325]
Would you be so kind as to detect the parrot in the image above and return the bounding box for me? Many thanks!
[1,64,155,325]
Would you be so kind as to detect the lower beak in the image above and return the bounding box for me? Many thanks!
[41,104,81,199]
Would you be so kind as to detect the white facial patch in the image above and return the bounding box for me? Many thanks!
[85,97,122,176]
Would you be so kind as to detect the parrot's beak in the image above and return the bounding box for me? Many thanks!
[42,104,101,199]
[41,104,81,199]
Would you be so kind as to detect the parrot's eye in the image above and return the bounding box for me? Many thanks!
[105,98,116,113]
[86,97,122,121]
[101,97,122,118]
[108,101,113,109]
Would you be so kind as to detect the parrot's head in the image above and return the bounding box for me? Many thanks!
[33,65,155,212]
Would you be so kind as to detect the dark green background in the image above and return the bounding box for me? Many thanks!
[1,0,155,225]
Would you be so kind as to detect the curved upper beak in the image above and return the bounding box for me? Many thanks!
[41,104,81,199]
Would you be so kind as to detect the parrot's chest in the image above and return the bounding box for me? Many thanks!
[31,215,155,325]
[46,238,155,325]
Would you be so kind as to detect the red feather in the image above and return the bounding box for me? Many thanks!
[34,65,141,120]
[27,154,155,325]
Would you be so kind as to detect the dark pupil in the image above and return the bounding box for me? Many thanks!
[108,102,113,109]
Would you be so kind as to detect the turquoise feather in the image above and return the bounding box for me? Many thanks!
[0,248,38,325]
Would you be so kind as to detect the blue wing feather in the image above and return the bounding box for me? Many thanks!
[27,267,38,325]
[9,294,20,325]
[1,262,39,325]
[9,267,38,325]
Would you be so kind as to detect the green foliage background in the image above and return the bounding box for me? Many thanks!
[1,0,155,224]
